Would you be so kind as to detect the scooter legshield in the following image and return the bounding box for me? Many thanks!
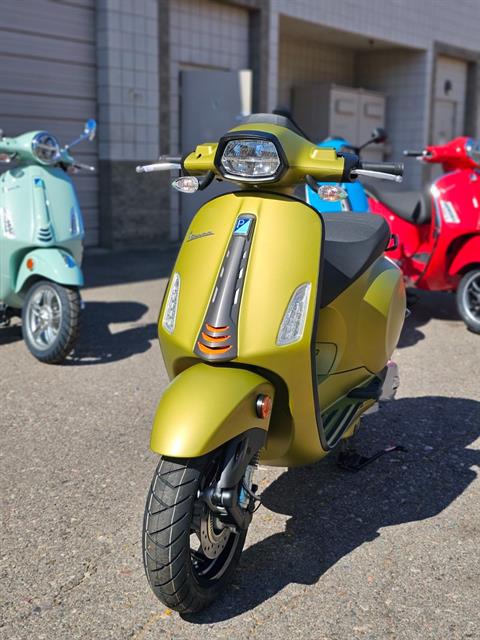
[150,363,274,457]
[157,191,324,466]
[15,248,84,293]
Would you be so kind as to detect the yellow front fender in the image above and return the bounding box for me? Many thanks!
[150,364,274,458]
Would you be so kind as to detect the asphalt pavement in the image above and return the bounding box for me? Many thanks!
[1,248,479,640]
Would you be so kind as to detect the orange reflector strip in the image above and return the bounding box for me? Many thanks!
[205,323,229,332]
[201,332,231,343]
[197,342,232,355]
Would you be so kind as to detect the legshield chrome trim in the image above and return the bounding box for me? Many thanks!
[195,214,255,361]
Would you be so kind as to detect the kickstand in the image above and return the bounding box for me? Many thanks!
[337,443,408,472]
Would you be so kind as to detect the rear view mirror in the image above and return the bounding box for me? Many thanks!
[371,127,387,144]
[84,119,97,141]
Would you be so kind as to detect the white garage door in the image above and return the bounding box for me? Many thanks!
[0,0,99,245]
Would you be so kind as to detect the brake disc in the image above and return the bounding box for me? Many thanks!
[199,510,230,559]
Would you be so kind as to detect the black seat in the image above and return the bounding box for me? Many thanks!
[365,184,431,225]
[321,213,391,307]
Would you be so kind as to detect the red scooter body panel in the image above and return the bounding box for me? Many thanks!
[448,235,480,276]
[368,137,480,293]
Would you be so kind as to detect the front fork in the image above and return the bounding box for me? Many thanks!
[198,429,265,531]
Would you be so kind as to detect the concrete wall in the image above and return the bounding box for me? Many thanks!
[278,38,355,108]
[96,0,168,248]
[356,49,430,189]
[160,0,250,241]
[94,0,480,246]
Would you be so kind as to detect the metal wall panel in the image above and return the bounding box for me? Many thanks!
[0,0,99,245]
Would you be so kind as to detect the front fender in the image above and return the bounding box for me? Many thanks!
[150,364,274,458]
[448,236,480,277]
[15,248,84,293]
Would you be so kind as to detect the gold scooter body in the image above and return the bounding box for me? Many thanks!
[143,115,406,614]
[152,127,405,467]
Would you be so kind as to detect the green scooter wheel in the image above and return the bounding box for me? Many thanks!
[22,280,81,364]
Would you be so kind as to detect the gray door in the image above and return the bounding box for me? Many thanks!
[180,69,252,234]
[0,0,99,245]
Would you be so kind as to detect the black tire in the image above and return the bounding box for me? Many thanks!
[143,452,248,614]
[456,269,480,334]
[22,281,81,364]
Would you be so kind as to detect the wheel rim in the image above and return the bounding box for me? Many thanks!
[461,272,480,324]
[189,457,245,585]
[25,284,62,350]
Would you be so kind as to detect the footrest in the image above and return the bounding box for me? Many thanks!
[347,377,382,401]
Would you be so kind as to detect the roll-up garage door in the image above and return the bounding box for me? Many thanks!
[0,0,99,245]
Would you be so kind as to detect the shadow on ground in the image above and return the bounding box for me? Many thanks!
[67,301,157,365]
[83,247,177,289]
[0,323,22,346]
[398,289,461,348]
[187,395,480,623]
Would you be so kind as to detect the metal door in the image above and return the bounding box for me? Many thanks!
[329,88,359,146]
[180,69,252,234]
[0,0,99,245]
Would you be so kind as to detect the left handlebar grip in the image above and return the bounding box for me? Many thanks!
[359,161,404,176]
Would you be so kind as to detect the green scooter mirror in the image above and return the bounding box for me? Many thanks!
[84,119,97,141]
[65,118,97,150]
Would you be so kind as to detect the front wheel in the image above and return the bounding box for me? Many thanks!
[22,281,81,363]
[456,269,480,334]
[143,451,251,614]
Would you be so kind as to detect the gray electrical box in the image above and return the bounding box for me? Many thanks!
[292,83,386,162]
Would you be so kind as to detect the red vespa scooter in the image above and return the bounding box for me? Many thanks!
[366,137,480,333]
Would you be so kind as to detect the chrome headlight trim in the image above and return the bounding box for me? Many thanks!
[31,132,61,165]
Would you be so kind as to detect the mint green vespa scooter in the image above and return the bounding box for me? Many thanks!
[0,119,96,363]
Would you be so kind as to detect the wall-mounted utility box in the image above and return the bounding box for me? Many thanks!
[292,83,386,162]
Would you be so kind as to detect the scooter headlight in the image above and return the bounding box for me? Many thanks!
[162,273,181,334]
[276,283,311,346]
[31,131,60,165]
[218,137,283,182]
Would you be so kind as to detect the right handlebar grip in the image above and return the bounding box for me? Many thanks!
[403,150,424,157]
[359,161,404,176]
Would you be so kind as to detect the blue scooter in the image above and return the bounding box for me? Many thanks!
[306,128,388,212]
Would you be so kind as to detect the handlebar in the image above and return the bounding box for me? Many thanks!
[359,161,404,176]
[403,150,424,157]
[159,155,182,163]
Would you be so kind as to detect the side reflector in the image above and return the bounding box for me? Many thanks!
[256,394,273,419]
[26,258,35,271]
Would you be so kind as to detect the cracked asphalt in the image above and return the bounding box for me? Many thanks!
[1,248,479,639]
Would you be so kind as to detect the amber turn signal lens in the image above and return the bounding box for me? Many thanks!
[256,394,273,419]
[26,258,34,271]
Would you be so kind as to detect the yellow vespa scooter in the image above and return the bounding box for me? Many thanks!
[137,114,406,613]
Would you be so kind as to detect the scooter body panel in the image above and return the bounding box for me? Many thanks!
[150,363,274,457]
[0,164,84,307]
[159,191,324,465]
[448,234,480,276]
[370,154,480,293]
[15,248,83,294]
[158,193,406,466]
